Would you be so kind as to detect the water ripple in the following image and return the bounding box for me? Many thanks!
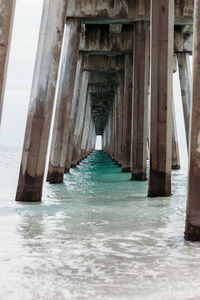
[0,150,199,299]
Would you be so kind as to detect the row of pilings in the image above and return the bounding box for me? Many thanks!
[0,0,200,241]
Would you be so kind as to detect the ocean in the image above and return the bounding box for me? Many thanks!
[0,149,199,300]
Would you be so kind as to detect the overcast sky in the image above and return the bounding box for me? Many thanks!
[0,0,188,166]
[0,0,43,148]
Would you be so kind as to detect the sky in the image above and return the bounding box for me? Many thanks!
[0,0,188,167]
[0,0,43,149]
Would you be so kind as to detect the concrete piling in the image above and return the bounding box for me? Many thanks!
[47,18,81,183]
[177,52,192,152]
[131,22,150,181]
[122,54,132,173]
[64,53,85,173]
[0,0,16,124]
[185,0,200,241]
[172,96,181,170]
[16,0,68,201]
[148,0,174,197]
[71,71,89,167]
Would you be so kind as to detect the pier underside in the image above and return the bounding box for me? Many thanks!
[2,0,200,241]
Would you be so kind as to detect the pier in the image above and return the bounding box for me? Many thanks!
[1,0,200,241]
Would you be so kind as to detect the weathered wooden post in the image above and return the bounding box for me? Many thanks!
[185,0,200,241]
[0,0,16,124]
[16,0,68,201]
[47,18,81,183]
[131,22,150,180]
[148,0,174,197]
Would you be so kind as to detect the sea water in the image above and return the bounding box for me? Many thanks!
[0,149,200,300]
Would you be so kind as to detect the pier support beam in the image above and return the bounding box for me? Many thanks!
[16,0,68,201]
[177,52,192,151]
[47,19,81,183]
[65,53,84,173]
[185,0,200,241]
[115,86,121,165]
[117,73,124,167]
[131,22,150,180]
[109,103,115,160]
[122,54,133,172]
[172,96,181,170]
[80,94,92,159]
[0,0,16,124]
[71,71,89,167]
[148,0,174,197]
[114,97,118,163]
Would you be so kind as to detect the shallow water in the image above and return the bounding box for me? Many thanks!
[0,149,200,300]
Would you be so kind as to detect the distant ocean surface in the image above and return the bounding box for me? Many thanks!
[0,149,200,300]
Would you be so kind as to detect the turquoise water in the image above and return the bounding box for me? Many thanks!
[0,149,200,300]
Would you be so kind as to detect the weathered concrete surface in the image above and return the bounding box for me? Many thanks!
[108,103,115,160]
[122,54,132,172]
[0,0,16,124]
[75,103,88,164]
[80,94,92,158]
[172,96,181,170]
[115,74,124,166]
[185,0,200,241]
[105,118,109,155]
[88,83,117,94]
[47,18,81,184]
[81,98,96,158]
[85,55,125,71]
[88,72,121,85]
[81,25,192,54]
[111,104,116,160]
[103,113,110,156]
[90,126,96,154]
[66,0,193,24]
[177,52,192,151]
[148,0,174,197]
[114,96,118,162]
[131,22,150,180]
[147,88,151,161]
[118,81,124,167]
[80,25,133,53]
[85,123,95,156]
[16,0,68,202]
[71,71,89,167]
[91,91,114,135]
[174,26,193,53]
[105,113,111,156]
[88,67,120,137]
[65,53,84,173]
[173,54,178,73]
